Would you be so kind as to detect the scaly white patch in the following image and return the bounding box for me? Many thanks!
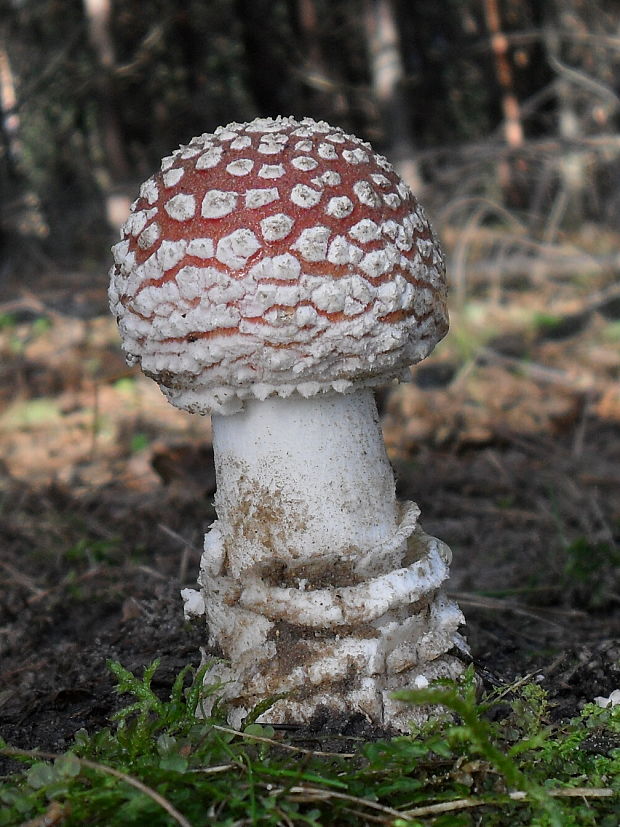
[412,287,433,317]
[209,277,246,305]
[317,142,338,160]
[112,239,130,265]
[216,229,261,268]
[157,239,187,271]
[258,140,284,155]
[246,118,287,133]
[162,168,185,188]
[260,213,295,242]
[327,235,363,265]
[134,252,162,282]
[164,193,196,221]
[376,277,405,310]
[353,181,380,208]
[176,266,219,300]
[343,297,366,315]
[187,238,215,259]
[231,136,252,150]
[245,188,279,209]
[292,226,330,262]
[292,156,318,171]
[199,304,241,331]
[411,207,428,232]
[343,149,369,165]
[249,253,301,281]
[271,253,301,280]
[397,182,410,201]
[181,588,205,619]
[139,179,159,204]
[196,146,223,170]
[395,223,413,251]
[179,145,201,159]
[418,238,433,258]
[216,129,238,141]
[301,118,329,132]
[226,159,254,176]
[311,170,341,187]
[370,173,391,188]
[311,281,346,312]
[201,190,238,219]
[294,140,313,152]
[239,282,299,316]
[291,184,322,208]
[349,275,373,303]
[258,164,285,179]
[383,193,401,210]
[133,281,181,315]
[326,132,346,143]
[381,220,399,240]
[325,196,353,218]
[349,219,380,243]
[360,250,390,279]
[125,210,148,236]
[295,305,318,326]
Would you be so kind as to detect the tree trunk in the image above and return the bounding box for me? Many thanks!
[543,4,591,233]
[82,0,129,183]
[363,0,423,193]
[482,0,524,202]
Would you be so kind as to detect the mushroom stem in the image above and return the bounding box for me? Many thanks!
[210,388,399,578]
[196,388,466,730]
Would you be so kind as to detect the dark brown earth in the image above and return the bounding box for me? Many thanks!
[1,260,619,767]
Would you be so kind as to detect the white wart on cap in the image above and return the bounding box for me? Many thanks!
[109,116,448,414]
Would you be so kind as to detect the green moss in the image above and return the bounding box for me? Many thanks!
[1,663,618,825]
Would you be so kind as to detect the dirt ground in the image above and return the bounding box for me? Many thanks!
[1,252,619,762]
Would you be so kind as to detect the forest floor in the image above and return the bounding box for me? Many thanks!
[1,240,620,760]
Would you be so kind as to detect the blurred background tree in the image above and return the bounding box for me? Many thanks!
[0,0,618,270]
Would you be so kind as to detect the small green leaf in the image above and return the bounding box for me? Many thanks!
[130,432,150,453]
[26,762,56,789]
[156,734,177,756]
[243,723,275,739]
[159,753,189,773]
[54,752,80,779]
[244,692,289,726]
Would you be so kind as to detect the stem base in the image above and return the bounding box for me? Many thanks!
[193,502,466,731]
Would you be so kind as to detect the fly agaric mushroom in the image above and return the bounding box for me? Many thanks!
[109,116,466,731]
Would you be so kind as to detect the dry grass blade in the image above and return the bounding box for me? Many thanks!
[449,592,580,627]
[18,799,68,827]
[0,746,192,827]
[0,561,45,598]
[281,786,405,818]
[210,723,356,758]
[478,347,602,392]
[401,786,615,818]
[546,788,614,798]
[188,763,238,774]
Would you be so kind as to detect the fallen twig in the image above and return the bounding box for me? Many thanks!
[401,786,615,819]
[209,723,356,759]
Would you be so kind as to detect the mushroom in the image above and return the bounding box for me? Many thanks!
[109,116,466,731]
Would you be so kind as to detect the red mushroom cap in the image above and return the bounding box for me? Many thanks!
[109,117,448,414]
